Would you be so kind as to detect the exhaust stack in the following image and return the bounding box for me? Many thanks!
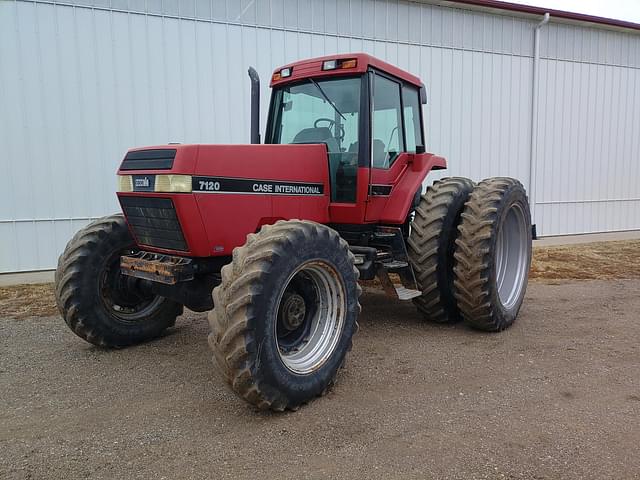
[248,67,260,144]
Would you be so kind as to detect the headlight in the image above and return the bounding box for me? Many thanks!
[116,174,192,193]
[117,175,133,192]
[155,175,192,193]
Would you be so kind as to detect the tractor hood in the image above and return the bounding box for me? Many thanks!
[116,144,331,257]
[117,143,330,190]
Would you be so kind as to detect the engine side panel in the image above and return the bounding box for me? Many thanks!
[193,144,331,255]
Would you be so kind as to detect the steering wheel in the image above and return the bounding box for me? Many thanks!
[314,118,345,142]
[314,118,335,129]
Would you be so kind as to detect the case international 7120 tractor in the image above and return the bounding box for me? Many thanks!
[55,54,532,411]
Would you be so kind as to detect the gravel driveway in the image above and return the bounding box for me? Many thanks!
[1,280,639,479]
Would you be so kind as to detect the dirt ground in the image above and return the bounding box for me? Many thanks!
[1,241,640,479]
[1,240,639,321]
[529,240,640,281]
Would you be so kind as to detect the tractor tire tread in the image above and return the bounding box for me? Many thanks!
[453,177,529,331]
[408,177,475,323]
[208,219,360,411]
[55,214,182,347]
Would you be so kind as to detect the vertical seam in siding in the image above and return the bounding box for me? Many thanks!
[92,5,108,217]
[15,1,41,270]
[34,2,58,256]
[126,9,139,143]
[2,2,19,271]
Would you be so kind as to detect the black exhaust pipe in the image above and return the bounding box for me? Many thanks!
[248,67,260,144]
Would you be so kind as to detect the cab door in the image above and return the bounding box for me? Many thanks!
[365,72,425,222]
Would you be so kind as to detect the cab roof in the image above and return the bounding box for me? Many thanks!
[270,53,423,88]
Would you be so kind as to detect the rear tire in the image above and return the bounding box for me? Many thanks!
[407,177,474,323]
[55,214,183,347]
[208,220,361,411]
[453,178,532,331]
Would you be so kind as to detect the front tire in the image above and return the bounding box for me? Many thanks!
[55,214,183,347]
[453,178,532,331]
[208,220,361,411]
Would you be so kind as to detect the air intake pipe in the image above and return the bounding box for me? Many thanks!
[248,67,260,144]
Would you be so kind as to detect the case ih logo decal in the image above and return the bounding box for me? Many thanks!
[133,175,155,192]
[192,176,324,196]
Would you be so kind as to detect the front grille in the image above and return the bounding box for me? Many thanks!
[120,196,188,251]
[120,149,176,170]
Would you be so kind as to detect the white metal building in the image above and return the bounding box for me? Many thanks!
[1,0,639,273]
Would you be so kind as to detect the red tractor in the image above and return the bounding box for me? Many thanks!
[55,54,532,411]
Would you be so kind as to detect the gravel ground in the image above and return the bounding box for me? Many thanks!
[3,240,640,320]
[1,280,639,479]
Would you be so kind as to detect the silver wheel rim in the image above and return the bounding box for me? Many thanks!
[495,203,529,311]
[275,260,346,375]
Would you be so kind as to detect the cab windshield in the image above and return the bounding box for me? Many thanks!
[267,77,362,203]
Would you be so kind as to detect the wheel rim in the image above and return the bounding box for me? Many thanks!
[275,260,346,375]
[495,203,529,310]
[100,249,164,322]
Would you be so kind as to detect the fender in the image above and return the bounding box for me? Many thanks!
[379,153,447,224]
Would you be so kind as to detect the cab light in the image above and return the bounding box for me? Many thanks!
[322,59,337,70]
[117,175,133,192]
[322,59,357,71]
[340,58,357,69]
[155,175,192,193]
[273,67,292,81]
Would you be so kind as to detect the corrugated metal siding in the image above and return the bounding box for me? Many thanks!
[534,22,640,235]
[1,0,639,272]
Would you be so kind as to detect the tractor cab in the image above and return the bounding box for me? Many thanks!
[113,54,447,261]
[265,54,435,210]
[267,75,362,203]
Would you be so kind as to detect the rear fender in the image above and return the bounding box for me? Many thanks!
[379,153,447,224]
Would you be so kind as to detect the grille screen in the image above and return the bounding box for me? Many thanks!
[120,196,187,251]
[120,149,176,170]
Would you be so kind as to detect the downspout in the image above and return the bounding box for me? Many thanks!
[529,12,550,236]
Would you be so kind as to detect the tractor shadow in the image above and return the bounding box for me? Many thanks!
[359,286,466,331]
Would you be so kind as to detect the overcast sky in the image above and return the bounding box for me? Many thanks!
[509,0,640,23]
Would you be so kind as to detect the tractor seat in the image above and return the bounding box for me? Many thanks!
[372,139,387,168]
[349,140,387,167]
[291,127,340,153]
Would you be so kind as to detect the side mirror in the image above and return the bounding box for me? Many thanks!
[416,145,426,154]
[420,83,427,105]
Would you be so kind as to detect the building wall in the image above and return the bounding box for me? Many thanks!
[1,0,639,272]
[535,22,640,235]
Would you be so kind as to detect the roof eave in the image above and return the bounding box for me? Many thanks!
[421,0,640,33]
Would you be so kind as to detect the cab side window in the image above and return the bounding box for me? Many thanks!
[372,74,405,168]
[402,86,424,153]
